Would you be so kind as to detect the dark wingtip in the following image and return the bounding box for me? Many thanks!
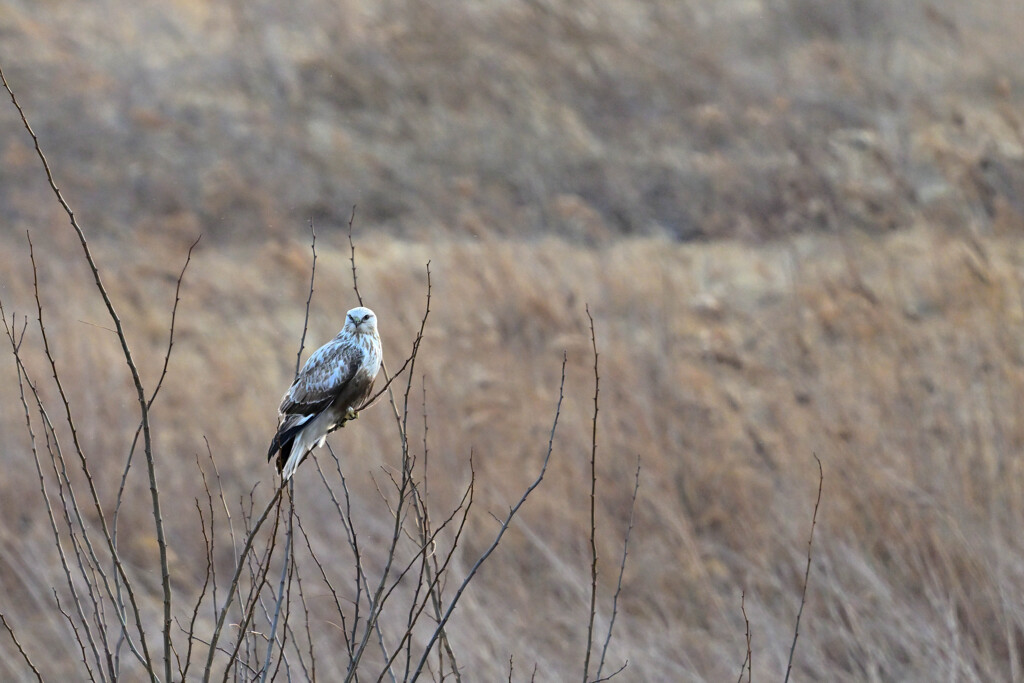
[268,416,312,472]
[267,434,281,462]
[269,425,302,472]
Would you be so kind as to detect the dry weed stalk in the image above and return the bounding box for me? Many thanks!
[733,453,823,682]
[736,591,751,683]
[783,454,824,683]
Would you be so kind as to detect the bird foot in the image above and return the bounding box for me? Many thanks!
[344,407,359,421]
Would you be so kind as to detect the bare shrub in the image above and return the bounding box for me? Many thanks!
[0,65,641,681]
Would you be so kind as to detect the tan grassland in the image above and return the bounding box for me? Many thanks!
[2,0,1024,679]
[3,228,1024,679]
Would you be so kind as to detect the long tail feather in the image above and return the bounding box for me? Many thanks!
[275,410,333,480]
[268,414,313,464]
[280,428,323,481]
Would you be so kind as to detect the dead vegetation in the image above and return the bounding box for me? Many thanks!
[2,0,1024,679]
[1,0,1023,243]
[4,225,1024,679]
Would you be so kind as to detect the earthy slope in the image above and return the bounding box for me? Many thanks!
[2,226,1024,679]
[1,0,1023,244]
[2,0,1024,679]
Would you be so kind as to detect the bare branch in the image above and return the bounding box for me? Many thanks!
[783,454,824,683]
[409,353,568,682]
[148,235,201,408]
[374,469,475,679]
[344,262,433,679]
[262,217,319,679]
[590,660,628,683]
[295,219,318,378]
[357,259,432,414]
[583,305,600,683]
[5,256,153,675]
[2,62,171,683]
[0,613,43,682]
[260,490,294,682]
[52,589,96,683]
[294,512,354,658]
[596,456,640,680]
[180,491,214,682]
[202,483,286,680]
[293,555,318,682]
[735,590,751,683]
[347,205,363,306]
[221,494,286,683]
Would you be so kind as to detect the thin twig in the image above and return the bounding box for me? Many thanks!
[347,206,363,307]
[221,499,286,683]
[596,456,640,680]
[9,246,152,675]
[76,319,117,334]
[309,452,358,659]
[409,353,568,682]
[181,488,214,682]
[268,534,302,683]
[590,661,628,683]
[582,305,600,683]
[293,552,318,683]
[222,488,286,683]
[736,591,751,683]
[294,512,354,657]
[318,445,397,677]
[295,219,318,378]
[744,592,752,683]
[148,235,201,409]
[0,613,43,682]
[51,589,96,682]
[262,217,318,679]
[2,62,170,683]
[345,263,432,679]
[205,438,241,623]
[261,485,295,681]
[419,378,461,680]
[2,310,106,677]
[113,235,199,676]
[783,454,824,683]
[374,470,475,681]
[202,483,286,680]
[22,251,113,679]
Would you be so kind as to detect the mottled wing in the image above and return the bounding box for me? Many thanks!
[279,339,364,417]
[326,373,377,437]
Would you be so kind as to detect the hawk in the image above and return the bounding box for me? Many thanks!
[268,306,383,480]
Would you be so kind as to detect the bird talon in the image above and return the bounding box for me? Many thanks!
[345,407,359,421]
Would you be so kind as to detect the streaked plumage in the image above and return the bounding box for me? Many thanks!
[268,306,383,480]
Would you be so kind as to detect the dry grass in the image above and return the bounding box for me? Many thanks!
[3,0,1024,679]
[3,224,1024,679]
[1,0,1023,244]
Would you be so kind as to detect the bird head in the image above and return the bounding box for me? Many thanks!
[344,307,378,336]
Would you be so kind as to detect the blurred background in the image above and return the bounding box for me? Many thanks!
[2,0,1024,679]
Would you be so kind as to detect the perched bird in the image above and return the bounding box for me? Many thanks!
[268,306,383,480]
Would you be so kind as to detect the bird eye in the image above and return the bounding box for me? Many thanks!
[362,314,370,321]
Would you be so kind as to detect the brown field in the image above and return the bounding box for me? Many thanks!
[2,0,1024,680]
